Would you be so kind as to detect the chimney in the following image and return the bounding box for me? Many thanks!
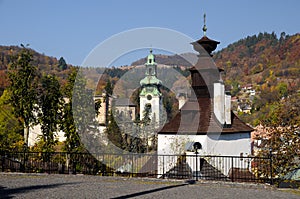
[214,81,225,125]
[225,93,231,125]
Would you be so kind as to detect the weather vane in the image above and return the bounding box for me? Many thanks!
[203,13,207,36]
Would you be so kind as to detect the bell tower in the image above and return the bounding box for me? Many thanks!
[139,49,163,126]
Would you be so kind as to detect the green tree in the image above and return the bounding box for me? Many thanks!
[37,74,64,152]
[58,57,67,70]
[104,79,113,95]
[7,45,38,146]
[141,103,151,126]
[105,111,123,150]
[0,90,23,151]
[276,82,288,99]
[61,68,82,152]
[62,68,100,153]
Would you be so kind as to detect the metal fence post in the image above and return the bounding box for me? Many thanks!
[269,152,273,185]
[162,155,165,179]
[131,154,134,177]
[1,151,4,172]
[231,156,234,182]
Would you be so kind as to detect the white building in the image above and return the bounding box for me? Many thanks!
[139,49,163,126]
[157,26,253,178]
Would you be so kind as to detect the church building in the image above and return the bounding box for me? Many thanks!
[139,50,163,127]
[157,16,253,177]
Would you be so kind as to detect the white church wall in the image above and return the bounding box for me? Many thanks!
[157,132,251,177]
[140,95,161,125]
[205,133,252,175]
[206,133,251,156]
[157,134,207,177]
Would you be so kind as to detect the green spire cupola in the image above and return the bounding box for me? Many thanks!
[140,49,161,86]
[146,49,156,65]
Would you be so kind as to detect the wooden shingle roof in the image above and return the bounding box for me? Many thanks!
[159,97,253,135]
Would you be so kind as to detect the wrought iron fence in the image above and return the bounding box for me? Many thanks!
[0,151,272,184]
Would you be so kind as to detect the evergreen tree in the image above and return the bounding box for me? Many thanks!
[105,111,123,150]
[37,74,63,152]
[61,68,82,152]
[104,79,113,95]
[58,57,67,70]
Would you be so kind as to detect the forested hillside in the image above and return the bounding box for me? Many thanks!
[0,45,72,95]
[215,32,300,92]
[1,32,299,126]
[214,32,300,125]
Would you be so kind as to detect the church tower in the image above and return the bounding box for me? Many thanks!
[139,49,163,126]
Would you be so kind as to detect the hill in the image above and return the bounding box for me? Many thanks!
[131,53,193,67]
[214,32,300,91]
[1,32,299,126]
[214,32,300,125]
[0,45,73,94]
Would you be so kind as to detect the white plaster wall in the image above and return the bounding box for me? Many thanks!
[28,125,66,147]
[157,134,207,177]
[206,133,251,156]
[205,133,251,175]
[157,133,251,177]
[140,95,161,124]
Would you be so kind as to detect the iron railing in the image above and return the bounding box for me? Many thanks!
[0,151,272,183]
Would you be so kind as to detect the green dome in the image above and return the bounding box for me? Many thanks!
[140,76,162,86]
[140,86,162,97]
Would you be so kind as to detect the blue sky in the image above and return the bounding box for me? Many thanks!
[0,0,299,66]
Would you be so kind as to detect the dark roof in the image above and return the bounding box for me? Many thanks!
[114,98,136,107]
[158,33,252,135]
[159,97,252,135]
[191,36,220,56]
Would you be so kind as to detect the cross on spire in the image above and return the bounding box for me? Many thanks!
[203,13,207,36]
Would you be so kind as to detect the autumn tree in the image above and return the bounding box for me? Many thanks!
[256,93,300,177]
[7,45,38,146]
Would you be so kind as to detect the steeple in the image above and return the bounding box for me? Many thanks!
[203,13,207,36]
[146,49,156,65]
[139,49,163,126]
[191,13,220,57]
[140,49,161,85]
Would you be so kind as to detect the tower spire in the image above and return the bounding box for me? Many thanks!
[202,13,207,36]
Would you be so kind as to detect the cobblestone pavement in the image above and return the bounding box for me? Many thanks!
[0,173,299,199]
